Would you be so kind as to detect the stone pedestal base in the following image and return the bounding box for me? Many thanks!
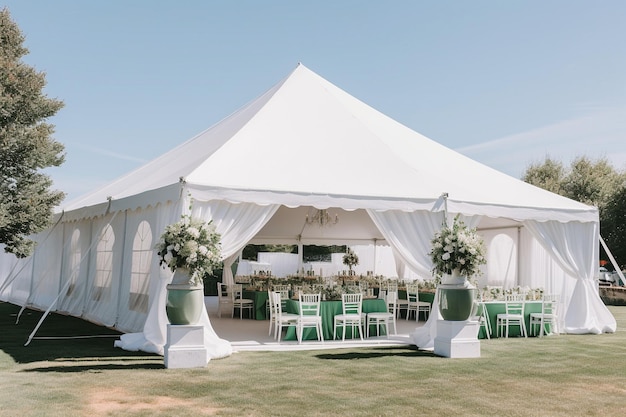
[164,324,208,369]
[434,320,480,358]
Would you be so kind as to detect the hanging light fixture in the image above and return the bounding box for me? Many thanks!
[305,209,339,227]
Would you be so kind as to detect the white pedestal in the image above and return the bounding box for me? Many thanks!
[434,320,480,358]
[164,324,208,369]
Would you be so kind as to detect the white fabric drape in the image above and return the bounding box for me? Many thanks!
[523,220,616,334]
[191,200,280,286]
[366,209,445,278]
[116,199,280,360]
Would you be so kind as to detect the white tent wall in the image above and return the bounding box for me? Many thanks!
[480,227,519,289]
[256,252,296,277]
[57,219,91,316]
[0,246,35,305]
[81,213,126,328]
[27,228,63,311]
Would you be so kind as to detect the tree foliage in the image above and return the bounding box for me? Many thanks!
[522,156,626,268]
[0,9,65,257]
[522,157,565,195]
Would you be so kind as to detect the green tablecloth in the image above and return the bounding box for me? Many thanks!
[395,290,434,320]
[242,290,269,320]
[283,298,387,341]
[480,301,542,338]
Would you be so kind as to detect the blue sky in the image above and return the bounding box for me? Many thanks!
[4,1,626,203]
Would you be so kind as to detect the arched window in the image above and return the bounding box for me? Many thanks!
[66,229,81,296]
[129,220,153,313]
[487,233,517,289]
[93,225,114,301]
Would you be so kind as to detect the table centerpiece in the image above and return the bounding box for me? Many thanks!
[342,248,359,276]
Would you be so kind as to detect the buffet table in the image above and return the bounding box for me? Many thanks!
[282,298,387,341]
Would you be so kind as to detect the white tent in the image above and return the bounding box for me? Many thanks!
[0,63,615,359]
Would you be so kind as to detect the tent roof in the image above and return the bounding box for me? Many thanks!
[60,63,597,223]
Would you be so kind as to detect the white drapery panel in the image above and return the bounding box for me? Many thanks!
[191,200,280,286]
[366,210,445,279]
[523,220,616,334]
[366,210,482,282]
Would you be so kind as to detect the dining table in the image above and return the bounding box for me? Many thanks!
[282,298,388,341]
[479,300,543,338]
[242,290,270,320]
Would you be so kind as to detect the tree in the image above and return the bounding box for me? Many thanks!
[0,9,65,257]
[562,156,625,215]
[522,156,626,268]
[522,157,565,195]
[603,185,626,269]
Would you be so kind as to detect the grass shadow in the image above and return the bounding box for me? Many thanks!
[315,345,438,360]
[1,302,159,366]
[22,361,164,373]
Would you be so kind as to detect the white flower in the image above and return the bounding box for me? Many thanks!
[155,214,222,286]
[428,215,486,279]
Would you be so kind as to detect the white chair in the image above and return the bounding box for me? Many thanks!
[232,284,254,319]
[396,290,408,319]
[267,289,276,336]
[406,285,431,321]
[474,301,492,339]
[530,294,559,337]
[216,283,233,318]
[366,290,397,338]
[270,291,299,342]
[496,294,527,338]
[333,293,364,341]
[296,293,323,343]
[267,285,290,317]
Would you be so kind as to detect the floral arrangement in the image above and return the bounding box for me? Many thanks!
[428,215,486,279]
[342,248,359,273]
[155,214,222,286]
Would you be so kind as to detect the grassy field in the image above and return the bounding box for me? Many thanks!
[1,301,625,417]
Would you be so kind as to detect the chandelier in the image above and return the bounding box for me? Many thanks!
[305,209,338,227]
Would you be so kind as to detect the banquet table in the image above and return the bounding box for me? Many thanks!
[479,300,542,338]
[282,298,388,341]
[242,290,270,320]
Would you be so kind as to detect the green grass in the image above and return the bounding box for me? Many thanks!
[1,301,626,416]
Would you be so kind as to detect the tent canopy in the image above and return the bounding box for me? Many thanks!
[59,63,596,225]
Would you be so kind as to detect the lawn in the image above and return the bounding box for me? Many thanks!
[1,301,625,416]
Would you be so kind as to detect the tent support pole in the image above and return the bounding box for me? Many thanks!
[600,235,625,286]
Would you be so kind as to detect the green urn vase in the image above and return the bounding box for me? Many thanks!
[438,285,477,321]
[166,268,205,325]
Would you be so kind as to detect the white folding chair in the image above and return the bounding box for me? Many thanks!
[366,290,397,338]
[231,284,254,319]
[296,293,323,343]
[333,293,364,341]
[217,283,233,318]
[406,284,431,321]
[474,302,492,339]
[496,294,527,338]
[271,291,299,342]
[530,294,559,337]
